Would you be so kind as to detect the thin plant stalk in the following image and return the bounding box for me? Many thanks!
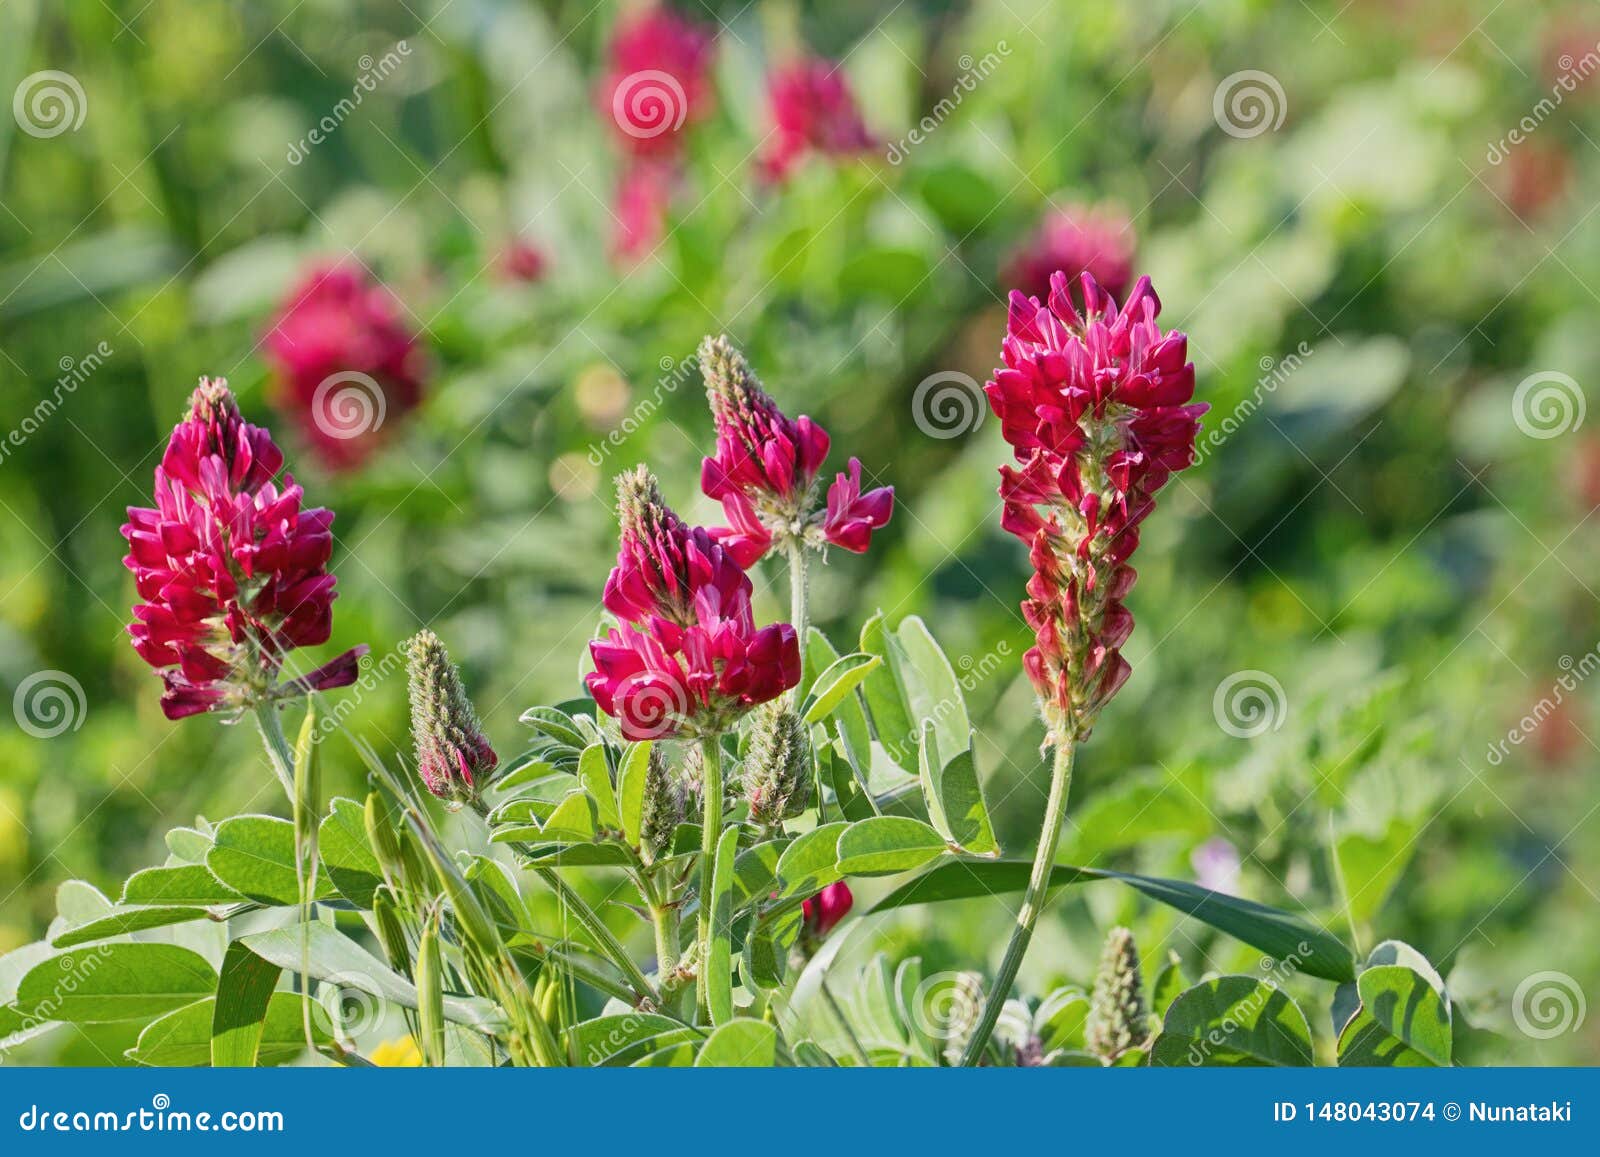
[466,798,660,1007]
[786,539,809,687]
[957,737,1076,1065]
[694,735,724,1018]
[253,702,297,799]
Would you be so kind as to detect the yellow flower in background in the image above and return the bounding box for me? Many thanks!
[370,1036,423,1067]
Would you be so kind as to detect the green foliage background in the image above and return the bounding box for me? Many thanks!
[1,0,1597,1063]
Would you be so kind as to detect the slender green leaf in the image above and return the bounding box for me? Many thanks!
[577,743,621,830]
[51,906,219,948]
[211,942,283,1067]
[617,742,653,846]
[121,864,243,907]
[915,725,996,855]
[802,653,881,724]
[871,859,1355,983]
[706,825,741,1026]
[241,924,503,1031]
[540,792,600,843]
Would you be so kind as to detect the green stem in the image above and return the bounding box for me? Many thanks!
[958,737,1076,1066]
[786,539,809,690]
[467,799,659,1007]
[694,736,724,1020]
[252,702,297,801]
[532,866,659,1007]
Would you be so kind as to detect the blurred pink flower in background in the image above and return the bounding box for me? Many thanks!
[1191,837,1241,895]
[263,262,427,473]
[499,237,549,283]
[1002,203,1135,305]
[599,4,716,158]
[610,158,677,263]
[759,57,877,183]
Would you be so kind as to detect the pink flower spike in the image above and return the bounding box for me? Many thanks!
[822,457,894,553]
[123,379,365,722]
[709,487,775,568]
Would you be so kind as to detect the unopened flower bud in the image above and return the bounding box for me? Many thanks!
[801,880,852,940]
[404,630,498,806]
[743,704,810,826]
[638,744,683,865]
[1085,926,1149,1063]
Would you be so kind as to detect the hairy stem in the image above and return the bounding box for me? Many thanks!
[787,539,809,689]
[958,737,1076,1066]
[694,736,724,1020]
[252,702,297,800]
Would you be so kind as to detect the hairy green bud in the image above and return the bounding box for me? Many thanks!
[638,744,683,865]
[1086,926,1149,1062]
[743,705,810,826]
[404,630,498,807]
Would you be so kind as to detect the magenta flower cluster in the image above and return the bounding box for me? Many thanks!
[122,380,366,720]
[986,272,1205,739]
